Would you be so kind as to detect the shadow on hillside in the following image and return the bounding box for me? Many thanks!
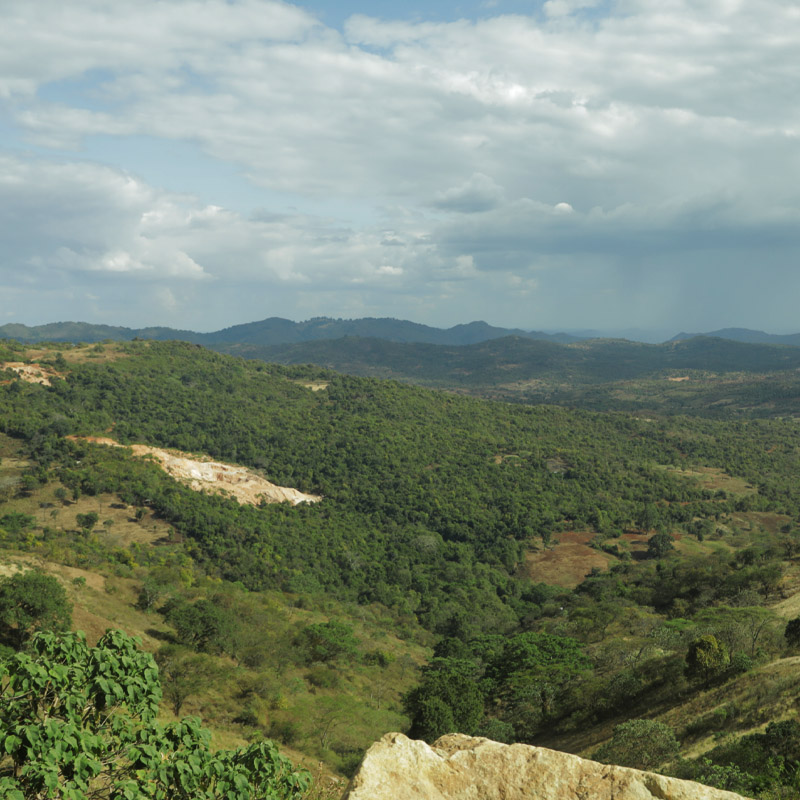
[145,628,176,643]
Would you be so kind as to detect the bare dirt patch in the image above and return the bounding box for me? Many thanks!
[295,380,329,391]
[69,437,322,507]
[491,454,521,465]
[1,362,61,386]
[523,530,610,588]
[20,344,129,366]
[666,376,690,382]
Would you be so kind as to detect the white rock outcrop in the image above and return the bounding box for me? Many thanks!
[342,733,750,800]
[67,436,321,506]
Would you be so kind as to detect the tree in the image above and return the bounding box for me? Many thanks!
[75,511,99,532]
[0,630,310,799]
[685,634,730,686]
[155,645,218,716]
[297,621,359,664]
[594,719,680,770]
[135,579,163,614]
[693,605,777,658]
[647,532,674,559]
[310,696,354,751]
[785,616,800,649]
[0,570,71,650]
[404,659,485,742]
[163,598,226,653]
[637,503,660,532]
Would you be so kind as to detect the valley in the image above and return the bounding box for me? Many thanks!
[3,336,800,797]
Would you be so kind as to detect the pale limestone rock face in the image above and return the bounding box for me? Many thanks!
[341,733,751,800]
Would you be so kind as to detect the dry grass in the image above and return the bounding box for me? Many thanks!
[523,531,611,588]
[13,488,171,548]
[658,464,757,496]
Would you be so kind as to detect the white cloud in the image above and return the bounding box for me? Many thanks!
[1,1,800,331]
[433,173,505,213]
[543,0,602,19]
[5,0,799,213]
[0,154,487,326]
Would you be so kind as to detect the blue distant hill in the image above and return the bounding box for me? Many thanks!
[0,317,582,346]
[670,328,800,347]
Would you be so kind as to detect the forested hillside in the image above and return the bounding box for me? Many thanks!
[4,338,798,628]
[221,334,800,386]
[218,335,800,418]
[4,339,800,796]
[0,316,578,347]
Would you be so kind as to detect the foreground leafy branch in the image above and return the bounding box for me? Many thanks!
[0,630,310,799]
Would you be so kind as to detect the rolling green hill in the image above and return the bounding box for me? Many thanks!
[4,339,800,795]
[671,327,800,347]
[221,334,800,386]
[218,335,800,418]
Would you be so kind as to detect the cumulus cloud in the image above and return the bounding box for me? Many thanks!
[1,0,799,331]
[543,0,602,18]
[0,157,210,281]
[432,173,506,212]
[0,154,493,327]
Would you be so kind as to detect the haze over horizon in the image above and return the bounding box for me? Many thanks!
[2,0,798,335]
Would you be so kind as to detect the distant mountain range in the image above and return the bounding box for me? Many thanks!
[3,317,799,349]
[6,317,800,416]
[670,328,800,347]
[6,318,800,389]
[0,317,581,347]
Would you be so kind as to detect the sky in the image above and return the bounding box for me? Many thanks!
[2,0,799,337]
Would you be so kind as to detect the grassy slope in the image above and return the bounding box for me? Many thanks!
[5,424,800,775]
[0,434,430,782]
[6,340,800,788]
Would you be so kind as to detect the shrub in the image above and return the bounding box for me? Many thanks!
[0,630,310,799]
[0,570,71,650]
[594,719,680,770]
[297,621,359,664]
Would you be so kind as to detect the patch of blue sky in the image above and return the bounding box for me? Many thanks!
[302,0,613,32]
[36,69,120,112]
[302,0,549,28]
[84,133,379,223]
[0,108,25,151]
[173,65,218,95]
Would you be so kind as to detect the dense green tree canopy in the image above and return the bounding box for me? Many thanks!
[0,571,71,650]
[297,621,359,664]
[685,634,730,685]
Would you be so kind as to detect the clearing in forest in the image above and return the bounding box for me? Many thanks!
[523,531,611,588]
[1,362,61,386]
[293,380,329,391]
[69,437,322,507]
[658,464,757,495]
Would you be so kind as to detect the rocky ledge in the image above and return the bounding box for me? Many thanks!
[342,733,750,800]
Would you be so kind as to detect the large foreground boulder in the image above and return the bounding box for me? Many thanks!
[342,733,750,800]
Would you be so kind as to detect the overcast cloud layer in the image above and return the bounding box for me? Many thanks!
[2,0,799,334]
